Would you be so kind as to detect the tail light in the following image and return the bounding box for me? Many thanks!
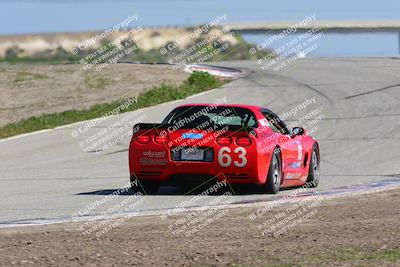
[236,136,252,147]
[216,136,232,146]
[155,135,169,144]
[136,135,151,144]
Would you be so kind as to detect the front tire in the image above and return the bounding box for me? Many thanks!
[307,144,320,187]
[264,147,282,194]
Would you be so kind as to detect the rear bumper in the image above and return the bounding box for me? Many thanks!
[129,145,262,184]
[130,161,259,184]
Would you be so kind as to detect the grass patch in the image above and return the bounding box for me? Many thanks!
[366,250,400,261]
[0,71,223,138]
[55,68,75,74]
[336,249,400,262]
[306,246,400,264]
[14,71,50,84]
[1,56,76,64]
[84,75,113,90]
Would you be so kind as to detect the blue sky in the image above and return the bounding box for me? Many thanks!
[1,0,399,35]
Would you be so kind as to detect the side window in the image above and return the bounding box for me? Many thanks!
[263,112,280,133]
[262,111,289,134]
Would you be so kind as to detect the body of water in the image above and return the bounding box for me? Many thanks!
[243,33,400,57]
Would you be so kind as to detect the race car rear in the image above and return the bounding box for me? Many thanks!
[128,105,264,192]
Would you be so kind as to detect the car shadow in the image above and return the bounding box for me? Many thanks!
[76,184,278,196]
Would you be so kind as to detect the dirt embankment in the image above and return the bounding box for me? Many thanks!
[0,64,188,126]
[0,27,238,58]
[0,189,399,266]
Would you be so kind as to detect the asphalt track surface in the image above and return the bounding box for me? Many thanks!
[1,58,399,224]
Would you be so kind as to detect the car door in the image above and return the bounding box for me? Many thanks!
[261,110,303,183]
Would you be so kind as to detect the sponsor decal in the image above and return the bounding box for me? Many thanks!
[182,133,203,139]
[139,158,168,165]
[143,150,166,158]
[290,162,301,168]
[285,173,301,179]
[293,173,302,179]
[294,140,303,160]
[286,173,295,179]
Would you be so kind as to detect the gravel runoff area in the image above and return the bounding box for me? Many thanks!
[0,63,188,126]
[0,188,399,267]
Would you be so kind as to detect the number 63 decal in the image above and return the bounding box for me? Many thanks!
[218,147,247,167]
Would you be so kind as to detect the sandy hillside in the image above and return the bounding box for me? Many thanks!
[0,63,188,126]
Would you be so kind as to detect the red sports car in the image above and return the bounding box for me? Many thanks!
[129,104,320,193]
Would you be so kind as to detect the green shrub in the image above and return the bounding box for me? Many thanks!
[187,71,220,88]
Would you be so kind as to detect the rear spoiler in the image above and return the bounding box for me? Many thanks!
[133,123,256,135]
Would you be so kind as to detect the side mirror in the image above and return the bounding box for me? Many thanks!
[291,127,305,137]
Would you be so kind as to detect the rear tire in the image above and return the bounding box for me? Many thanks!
[264,147,282,194]
[307,144,320,188]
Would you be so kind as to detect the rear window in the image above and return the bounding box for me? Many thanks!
[163,106,258,128]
